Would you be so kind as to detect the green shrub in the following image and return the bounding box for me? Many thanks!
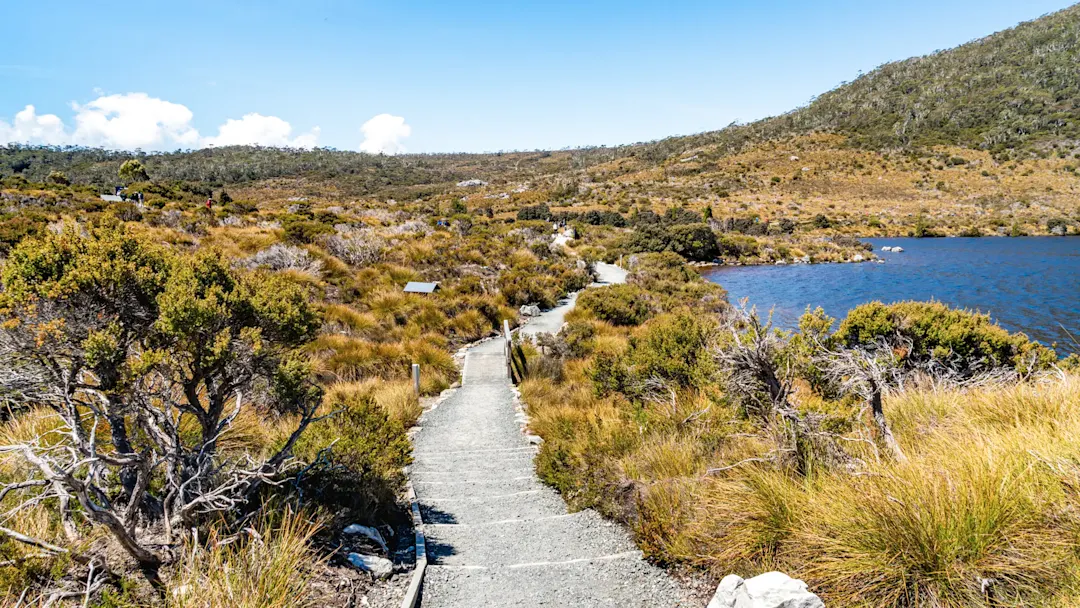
[282,216,333,244]
[560,320,597,358]
[1047,217,1070,234]
[627,314,716,389]
[836,301,1055,374]
[628,251,697,287]
[0,213,48,254]
[625,223,718,261]
[577,284,654,327]
[517,204,552,221]
[718,234,761,258]
[293,390,412,520]
[498,270,563,308]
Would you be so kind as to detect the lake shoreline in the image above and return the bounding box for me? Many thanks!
[701,236,1080,352]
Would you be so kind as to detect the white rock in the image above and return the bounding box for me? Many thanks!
[520,304,542,317]
[347,553,393,579]
[456,179,488,188]
[172,584,192,599]
[707,572,824,608]
[708,574,753,608]
[893,246,904,252]
[880,246,892,252]
[343,524,388,553]
[852,254,864,262]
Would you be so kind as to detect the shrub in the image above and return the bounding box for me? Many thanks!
[560,320,598,358]
[293,390,412,519]
[666,223,719,261]
[110,200,143,222]
[718,234,761,258]
[1047,217,1070,234]
[498,269,570,308]
[517,204,552,221]
[835,301,1056,374]
[663,207,703,225]
[0,212,47,254]
[626,314,717,390]
[913,214,940,238]
[242,244,323,275]
[282,216,333,244]
[625,223,718,261]
[587,313,717,396]
[628,251,697,287]
[321,228,385,267]
[577,284,654,326]
[45,170,69,185]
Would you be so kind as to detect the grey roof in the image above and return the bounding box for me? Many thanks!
[100,194,124,202]
[403,281,440,294]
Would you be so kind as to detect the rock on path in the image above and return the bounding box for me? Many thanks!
[413,263,694,607]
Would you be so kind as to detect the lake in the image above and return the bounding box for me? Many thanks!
[701,237,1080,353]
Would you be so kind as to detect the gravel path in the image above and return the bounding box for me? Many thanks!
[412,263,696,607]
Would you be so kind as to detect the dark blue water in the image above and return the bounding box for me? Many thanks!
[702,237,1080,352]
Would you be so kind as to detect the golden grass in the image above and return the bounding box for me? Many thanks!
[325,379,422,428]
[308,334,456,394]
[585,133,1079,236]
[524,364,1080,607]
[322,303,380,338]
[168,507,327,608]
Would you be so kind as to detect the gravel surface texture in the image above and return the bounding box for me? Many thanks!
[411,263,699,607]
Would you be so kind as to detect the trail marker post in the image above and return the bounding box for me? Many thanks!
[503,320,513,380]
[412,363,421,396]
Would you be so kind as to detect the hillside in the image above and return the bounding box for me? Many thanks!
[2,6,1080,607]
[4,4,1080,242]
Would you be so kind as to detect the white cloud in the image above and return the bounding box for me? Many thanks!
[359,113,411,155]
[0,93,323,151]
[0,105,69,146]
[71,93,199,149]
[202,113,319,148]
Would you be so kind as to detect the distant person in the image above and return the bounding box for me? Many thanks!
[206,198,213,210]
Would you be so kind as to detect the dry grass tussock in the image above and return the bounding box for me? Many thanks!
[168,507,327,608]
[526,362,1080,607]
[325,379,422,428]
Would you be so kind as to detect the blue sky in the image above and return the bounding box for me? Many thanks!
[1,0,1074,153]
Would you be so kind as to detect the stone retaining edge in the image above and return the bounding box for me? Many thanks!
[400,478,427,608]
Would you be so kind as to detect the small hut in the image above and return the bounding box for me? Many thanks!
[403,282,440,294]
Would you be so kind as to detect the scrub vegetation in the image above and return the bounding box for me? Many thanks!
[520,252,1080,607]
[0,179,588,605]
[2,4,1080,606]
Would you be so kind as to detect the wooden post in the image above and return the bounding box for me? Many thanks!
[503,320,513,380]
[412,363,421,396]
